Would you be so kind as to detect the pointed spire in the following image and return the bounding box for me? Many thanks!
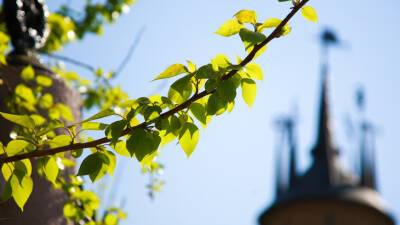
[309,29,340,185]
[312,69,336,156]
[287,117,297,188]
[359,123,376,189]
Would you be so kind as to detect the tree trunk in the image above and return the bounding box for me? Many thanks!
[0,54,81,225]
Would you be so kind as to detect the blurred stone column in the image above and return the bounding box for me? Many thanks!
[0,54,81,225]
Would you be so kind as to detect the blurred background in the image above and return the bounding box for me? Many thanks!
[48,0,400,224]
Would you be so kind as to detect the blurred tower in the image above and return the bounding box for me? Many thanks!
[258,29,395,225]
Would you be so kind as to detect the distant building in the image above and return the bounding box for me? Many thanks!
[258,30,395,225]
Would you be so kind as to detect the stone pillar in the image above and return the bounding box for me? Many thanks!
[0,54,81,225]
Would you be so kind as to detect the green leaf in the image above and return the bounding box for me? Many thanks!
[6,140,33,156]
[239,28,266,46]
[36,75,53,87]
[126,129,160,161]
[206,93,226,116]
[190,103,207,125]
[215,19,243,37]
[82,109,115,123]
[168,76,193,104]
[77,152,109,182]
[234,10,257,24]
[217,79,237,102]
[179,122,199,157]
[153,64,187,80]
[10,174,33,211]
[0,112,35,129]
[39,157,59,184]
[105,120,127,143]
[21,66,35,81]
[301,6,318,22]
[245,63,264,80]
[143,106,162,121]
[196,64,219,79]
[241,78,257,107]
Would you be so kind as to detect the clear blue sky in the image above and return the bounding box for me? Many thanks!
[50,0,400,224]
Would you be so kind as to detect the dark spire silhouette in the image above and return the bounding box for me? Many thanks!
[287,117,297,188]
[357,88,377,189]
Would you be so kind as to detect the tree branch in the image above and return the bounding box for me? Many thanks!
[0,0,309,164]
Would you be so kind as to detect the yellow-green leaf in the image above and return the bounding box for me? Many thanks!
[301,6,318,22]
[179,122,199,157]
[40,157,59,184]
[215,19,244,37]
[234,10,257,24]
[211,54,230,71]
[6,140,33,156]
[36,75,53,87]
[245,63,263,80]
[21,66,35,81]
[10,174,33,211]
[15,84,36,105]
[0,112,35,129]
[186,60,197,73]
[153,64,187,80]
[241,78,257,107]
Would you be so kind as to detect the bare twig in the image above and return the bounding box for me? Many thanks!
[114,27,146,77]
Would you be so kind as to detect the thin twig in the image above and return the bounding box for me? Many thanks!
[0,0,309,164]
[40,51,97,73]
[114,27,146,77]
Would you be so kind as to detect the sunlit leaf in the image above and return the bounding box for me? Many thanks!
[215,19,243,37]
[0,112,35,129]
[186,60,197,73]
[179,122,199,157]
[6,140,34,156]
[36,75,53,87]
[10,174,33,211]
[82,109,115,123]
[301,5,318,22]
[241,78,257,107]
[211,54,230,71]
[113,141,130,157]
[234,10,257,24]
[21,66,35,81]
[168,76,193,104]
[153,64,187,80]
[50,135,72,148]
[39,157,59,184]
[82,122,108,130]
[245,63,264,80]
